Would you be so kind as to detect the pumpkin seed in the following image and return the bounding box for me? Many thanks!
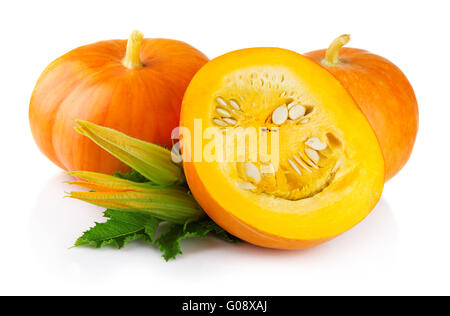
[288,159,302,176]
[213,118,228,127]
[299,151,319,169]
[305,148,320,164]
[239,181,256,190]
[216,96,228,107]
[305,137,327,151]
[223,117,237,126]
[216,107,232,117]
[245,162,261,183]
[332,161,342,173]
[272,105,288,125]
[300,118,309,124]
[288,105,306,120]
[293,155,312,173]
[260,163,275,175]
[229,99,241,110]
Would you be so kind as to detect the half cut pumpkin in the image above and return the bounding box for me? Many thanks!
[180,47,384,249]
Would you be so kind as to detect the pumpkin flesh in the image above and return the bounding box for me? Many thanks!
[181,48,384,249]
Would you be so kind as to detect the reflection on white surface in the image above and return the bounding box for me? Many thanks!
[28,172,398,294]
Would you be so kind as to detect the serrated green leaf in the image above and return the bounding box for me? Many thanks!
[156,223,208,261]
[199,220,242,243]
[75,209,161,249]
[155,220,240,261]
[74,209,240,260]
[69,122,243,260]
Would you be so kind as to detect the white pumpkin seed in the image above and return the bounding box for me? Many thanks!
[272,105,288,125]
[288,159,302,175]
[294,155,312,173]
[223,117,237,126]
[305,137,327,151]
[305,148,320,164]
[229,99,241,110]
[244,162,261,183]
[231,109,244,119]
[216,107,232,117]
[216,97,228,107]
[299,152,318,169]
[300,118,309,124]
[239,181,256,190]
[332,160,342,173]
[260,163,275,175]
[288,105,306,120]
[213,118,228,127]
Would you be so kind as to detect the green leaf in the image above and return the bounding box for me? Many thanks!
[69,122,242,260]
[198,221,242,244]
[155,220,240,261]
[74,209,240,260]
[156,221,212,261]
[75,209,161,249]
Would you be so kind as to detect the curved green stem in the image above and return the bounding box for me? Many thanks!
[322,34,350,66]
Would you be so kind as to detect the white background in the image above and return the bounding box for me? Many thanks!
[0,0,448,296]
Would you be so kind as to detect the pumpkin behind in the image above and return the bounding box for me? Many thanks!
[305,35,418,181]
[29,31,208,174]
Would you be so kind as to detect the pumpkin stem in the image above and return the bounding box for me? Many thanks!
[322,34,350,66]
[122,30,144,69]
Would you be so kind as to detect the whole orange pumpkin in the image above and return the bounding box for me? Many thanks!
[305,35,418,181]
[29,30,208,174]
